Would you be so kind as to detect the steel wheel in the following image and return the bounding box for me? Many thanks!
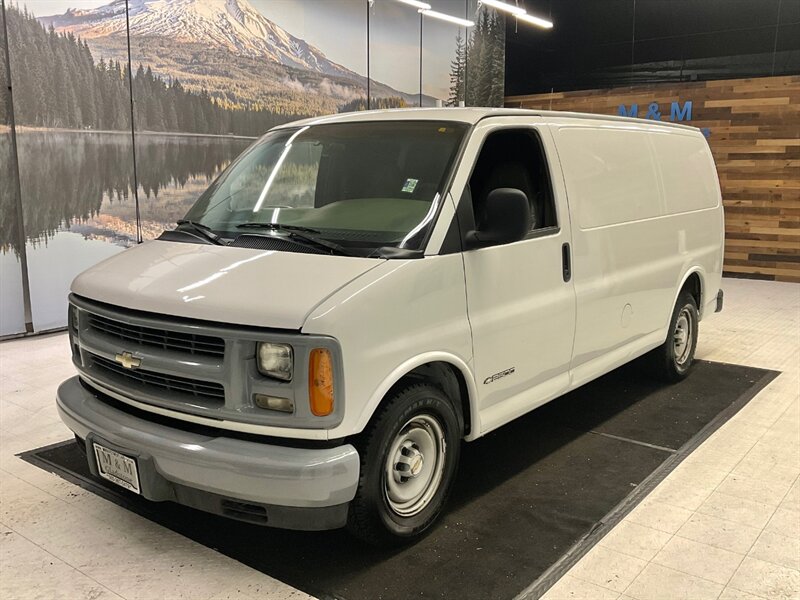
[347,383,461,545]
[673,306,693,366]
[383,414,446,518]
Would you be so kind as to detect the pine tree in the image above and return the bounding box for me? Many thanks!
[476,10,493,105]
[465,9,486,106]
[488,12,506,107]
[448,30,466,107]
[0,8,9,126]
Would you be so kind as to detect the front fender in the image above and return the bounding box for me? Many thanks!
[354,351,481,441]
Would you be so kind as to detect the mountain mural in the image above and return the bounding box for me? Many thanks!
[40,0,353,77]
[38,0,435,112]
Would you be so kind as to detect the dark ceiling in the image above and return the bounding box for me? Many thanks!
[504,0,800,96]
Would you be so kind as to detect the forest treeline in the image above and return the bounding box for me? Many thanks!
[339,97,408,112]
[2,5,316,135]
[449,8,505,107]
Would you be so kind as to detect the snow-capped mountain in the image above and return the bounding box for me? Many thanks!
[39,0,352,78]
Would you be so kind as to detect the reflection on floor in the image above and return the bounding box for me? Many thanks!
[0,277,798,600]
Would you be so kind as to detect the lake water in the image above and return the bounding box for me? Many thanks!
[0,130,252,334]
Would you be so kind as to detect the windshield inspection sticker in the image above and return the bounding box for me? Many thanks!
[401,178,418,193]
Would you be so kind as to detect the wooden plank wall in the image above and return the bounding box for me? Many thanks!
[506,75,800,283]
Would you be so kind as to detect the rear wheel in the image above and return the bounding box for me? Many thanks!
[346,383,461,545]
[645,291,699,382]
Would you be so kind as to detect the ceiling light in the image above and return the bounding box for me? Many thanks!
[421,9,474,27]
[480,0,525,16]
[516,12,553,29]
[396,0,431,10]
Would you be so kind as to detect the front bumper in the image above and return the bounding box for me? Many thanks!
[56,376,360,530]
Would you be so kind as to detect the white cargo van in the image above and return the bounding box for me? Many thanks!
[58,108,724,544]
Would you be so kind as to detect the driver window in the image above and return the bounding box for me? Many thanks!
[468,129,557,235]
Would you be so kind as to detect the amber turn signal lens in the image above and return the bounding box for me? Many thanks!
[309,348,334,416]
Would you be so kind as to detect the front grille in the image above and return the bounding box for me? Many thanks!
[87,312,225,357]
[90,354,225,404]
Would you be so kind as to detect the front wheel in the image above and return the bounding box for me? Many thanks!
[346,383,461,545]
[645,291,699,382]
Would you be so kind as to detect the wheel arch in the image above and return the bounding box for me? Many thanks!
[659,267,706,344]
[676,268,705,317]
[355,353,480,442]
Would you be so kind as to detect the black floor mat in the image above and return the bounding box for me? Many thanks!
[21,361,776,600]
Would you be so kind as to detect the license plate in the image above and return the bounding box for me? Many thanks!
[93,443,140,494]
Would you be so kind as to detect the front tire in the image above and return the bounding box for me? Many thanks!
[645,291,699,382]
[346,383,461,545]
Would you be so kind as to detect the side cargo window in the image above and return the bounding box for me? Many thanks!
[468,129,557,236]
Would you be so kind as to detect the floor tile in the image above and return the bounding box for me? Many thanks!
[599,521,672,562]
[732,458,800,489]
[780,478,800,513]
[651,535,745,585]
[569,546,647,593]
[625,500,693,534]
[697,491,777,530]
[749,530,800,570]
[716,473,796,507]
[623,562,723,600]
[676,512,762,555]
[763,507,800,539]
[727,556,800,600]
[717,587,769,600]
[647,466,725,511]
[0,528,124,600]
[542,575,620,600]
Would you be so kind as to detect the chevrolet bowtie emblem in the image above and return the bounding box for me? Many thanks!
[115,351,142,370]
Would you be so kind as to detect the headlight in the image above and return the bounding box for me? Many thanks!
[257,342,293,381]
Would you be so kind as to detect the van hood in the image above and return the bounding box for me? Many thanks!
[71,240,383,330]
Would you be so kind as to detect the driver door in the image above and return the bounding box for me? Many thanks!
[457,120,576,435]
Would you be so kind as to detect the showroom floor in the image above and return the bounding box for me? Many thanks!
[1,277,798,600]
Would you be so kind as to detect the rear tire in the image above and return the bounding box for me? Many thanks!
[346,383,461,546]
[645,291,699,382]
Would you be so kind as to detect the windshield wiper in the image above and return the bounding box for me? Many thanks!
[235,222,356,257]
[237,222,322,234]
[175,220,225,246]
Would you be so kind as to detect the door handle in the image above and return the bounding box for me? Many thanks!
[562,243,571,282]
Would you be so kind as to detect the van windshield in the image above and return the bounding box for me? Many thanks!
[182,121,468,255]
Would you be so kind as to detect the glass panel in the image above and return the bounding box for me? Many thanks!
[465,0,506,107]
[370,0,425,107]
[124,0,367,240]
[185,121,467,252]
[424,0,469,107]
[0,3,26,336]
[6,1,136,331]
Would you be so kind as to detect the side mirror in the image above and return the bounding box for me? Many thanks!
[466,188,531,248]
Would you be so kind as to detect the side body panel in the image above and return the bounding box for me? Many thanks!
[548,118,724,389]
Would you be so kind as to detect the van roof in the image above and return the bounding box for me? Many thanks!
[274,107,699,133]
